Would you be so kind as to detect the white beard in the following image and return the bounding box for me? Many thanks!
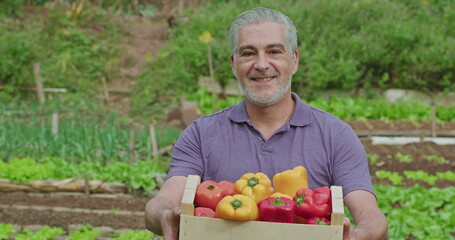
[241,77,291,106]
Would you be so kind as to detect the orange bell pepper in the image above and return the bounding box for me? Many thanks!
[272,166,308,197]
[215,194,259,221]
[235,172,274,203]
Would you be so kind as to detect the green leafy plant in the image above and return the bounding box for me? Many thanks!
[375,170,403,186]
[367,153,379,165]
[404,170,438,186]
[376,185,455,239]
[395,153,413,163]
[0,223,15,240]
[423,155,447,164]
[69,224,100,240]
[15,225,64,240]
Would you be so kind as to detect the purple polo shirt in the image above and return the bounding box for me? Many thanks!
[167,92,375,196]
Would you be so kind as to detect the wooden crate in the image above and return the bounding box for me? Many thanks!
[179,175,344,240]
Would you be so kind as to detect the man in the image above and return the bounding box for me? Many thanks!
[145,7,388,240]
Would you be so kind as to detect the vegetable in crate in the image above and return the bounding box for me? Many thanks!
[194,180,228,211]
[306,216,330,225]
[215,194,259,221]
[273,166,308,197]
[294,186,331,219]
[269,192,292,199]
[218,180,236,196]
[257,197,296,223]
[234,172,274,203]
[194,207,217,218]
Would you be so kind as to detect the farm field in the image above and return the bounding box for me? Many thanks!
[0,120,453,236]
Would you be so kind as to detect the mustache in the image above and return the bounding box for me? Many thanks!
[248,71,279,78]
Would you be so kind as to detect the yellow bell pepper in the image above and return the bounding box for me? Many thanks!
[234,172,274,203]
[269,192,293,199]
[272,166,308,197]
[215,194,259,221]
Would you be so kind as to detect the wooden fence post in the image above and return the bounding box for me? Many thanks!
[431,102,436,138]
[33,62,45,104]
[149,124,158,158]
[51,113,59,136]
[129,128,135,164]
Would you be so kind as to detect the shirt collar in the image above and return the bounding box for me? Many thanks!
[228,92,313,127]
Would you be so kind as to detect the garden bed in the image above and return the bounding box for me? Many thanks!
[0,120,453,232]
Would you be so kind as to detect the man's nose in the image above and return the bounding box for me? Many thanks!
[254,53,270,71]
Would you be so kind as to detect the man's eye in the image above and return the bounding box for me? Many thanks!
[270,49,282,54]
[241,51,254,56]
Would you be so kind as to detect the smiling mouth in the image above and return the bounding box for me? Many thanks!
[250,77,275,81]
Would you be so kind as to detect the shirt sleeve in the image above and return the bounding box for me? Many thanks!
[166,121,204,180]
[332,125,376,197]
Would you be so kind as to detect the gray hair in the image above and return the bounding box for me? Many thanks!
[230,8,298,57]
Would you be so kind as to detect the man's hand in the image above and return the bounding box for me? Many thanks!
[343,217,354,240]
[161,207,181,240]
[144,176,188,239]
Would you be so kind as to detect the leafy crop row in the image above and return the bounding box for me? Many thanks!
[188,89,455,122]
[0,157,165,191]
[0,97,181,164]
[0,223,158,240]
[375,170,455,186]
[376,185,454,239]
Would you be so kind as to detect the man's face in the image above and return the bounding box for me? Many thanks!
[231,22,299,106]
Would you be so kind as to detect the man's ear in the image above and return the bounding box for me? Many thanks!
[230,55,238,78]
[292,50,299,75]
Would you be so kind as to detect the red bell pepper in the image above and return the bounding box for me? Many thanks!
[294,186,331,219]
[257,197,296,223]
[194,180,227,211]
[306,216,330,225]
[194,207,217,218]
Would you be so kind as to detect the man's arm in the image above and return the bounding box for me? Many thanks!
[145,176,188,240]
[343,190,388,240]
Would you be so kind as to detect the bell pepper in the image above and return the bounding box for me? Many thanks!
[258,197,296,223]
[306,216,330,225]
[294,186,332,219]
[194,207,217,218]
[235,172,274,203]
[215,194,259,221]
[272,166,308,197]
[269,192,293,199]
[194,180,227,211]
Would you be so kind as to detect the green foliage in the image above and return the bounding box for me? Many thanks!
[0,157,166,191]
[15,225,64,240]
[308,96,455,121]
[376,185,455,239]
[395,153,413,163]
[0,223,15,240]
[186,88,243,115]
[367,153,379,165]
[69,224,100,240]
[114,230,153,240]
[0,223,158,240]
[403,170,438,186]
[376,170,403,186]
[0,97,181,163]
[0,3,121,96]
[376,170,455,187]
[424,155,447,164]
[133,0,455,117]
